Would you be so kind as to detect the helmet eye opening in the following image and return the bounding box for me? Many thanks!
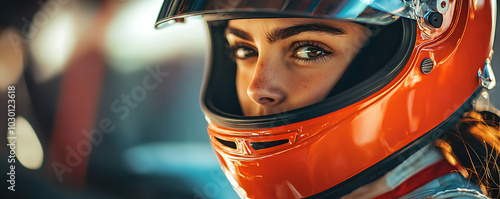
[202,18,416,129]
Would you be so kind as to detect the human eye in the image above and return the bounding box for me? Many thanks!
[228,43,258,60]
[291,41,333,63]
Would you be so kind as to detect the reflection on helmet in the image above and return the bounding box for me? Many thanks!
[156,0,497,198]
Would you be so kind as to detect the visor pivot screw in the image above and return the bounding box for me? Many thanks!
[424,12,443,28]
[429,0,449,14]
[421,58,434,74]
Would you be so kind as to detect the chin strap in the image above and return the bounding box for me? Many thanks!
[341,143,490,199]
[341,144,458,199]
[373,159,456,199]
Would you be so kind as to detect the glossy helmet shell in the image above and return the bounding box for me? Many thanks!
[156,0,496,198]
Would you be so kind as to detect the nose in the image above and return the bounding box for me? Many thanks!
[247,56,286,107]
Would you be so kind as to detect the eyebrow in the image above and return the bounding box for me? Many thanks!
[267,24,345,43]
[225,23,346,43]
[226,27,254,41]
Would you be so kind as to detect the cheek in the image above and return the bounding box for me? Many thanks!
[287,63,348,107]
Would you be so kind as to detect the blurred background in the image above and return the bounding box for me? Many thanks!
[0,0,237,198]
[0,0,498,198]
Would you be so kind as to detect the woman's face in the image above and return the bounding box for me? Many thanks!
[226,18,371,116]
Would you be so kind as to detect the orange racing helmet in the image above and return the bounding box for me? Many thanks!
[155,0,497,198]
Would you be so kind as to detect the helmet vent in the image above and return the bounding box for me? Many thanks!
[251,139,289,150]
[215,137,237,149]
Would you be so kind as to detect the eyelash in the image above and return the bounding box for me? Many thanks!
[227,40,334,63]
[227,42,257,60]
[291,40,334,64]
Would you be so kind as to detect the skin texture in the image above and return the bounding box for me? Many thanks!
[226,18,371,116]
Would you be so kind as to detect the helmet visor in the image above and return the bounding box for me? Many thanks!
[200,17,412,120]
[156,0,419,28]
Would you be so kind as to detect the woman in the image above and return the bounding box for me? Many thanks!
[226,18,371,116]
[156,0,498,198]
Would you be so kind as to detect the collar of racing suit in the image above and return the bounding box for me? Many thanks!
[341,144,489,199]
